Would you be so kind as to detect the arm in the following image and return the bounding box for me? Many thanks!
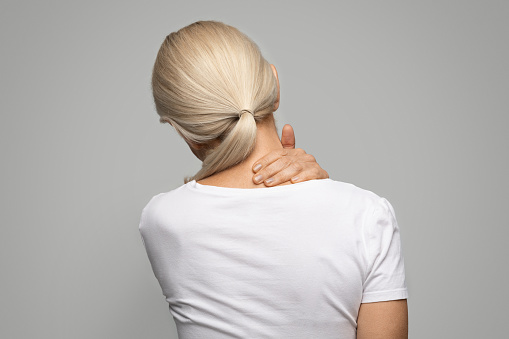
[357,299,408,339]
[252,124,329,186]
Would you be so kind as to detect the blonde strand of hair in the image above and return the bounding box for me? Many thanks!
[151,20,278,183]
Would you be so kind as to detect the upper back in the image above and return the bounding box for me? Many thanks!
[139,178,408,338]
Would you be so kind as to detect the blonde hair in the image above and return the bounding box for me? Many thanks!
[151,20,279,183]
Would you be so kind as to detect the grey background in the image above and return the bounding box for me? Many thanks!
[1,0,507,338]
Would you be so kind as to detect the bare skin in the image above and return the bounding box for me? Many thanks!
[197,114,320,188]
[250,123,328,187]
[357,299,408,338]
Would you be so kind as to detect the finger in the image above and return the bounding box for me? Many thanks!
[253,156,294,184]
[263,161,304,186]
[287,167,328,184]
[264,161,329,186]
[286,166,329,185]
[252,148,290,174]
[280,124,295,149]
[307,161,329,179]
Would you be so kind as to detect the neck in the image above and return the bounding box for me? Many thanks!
[197,114,285,188]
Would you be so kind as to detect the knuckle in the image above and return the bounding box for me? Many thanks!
[305,154,316,162]
[282,157,293,167]
[264,163,282,177]
[290,162,304,172]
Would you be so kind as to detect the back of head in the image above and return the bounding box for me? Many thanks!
[152,20,278,183]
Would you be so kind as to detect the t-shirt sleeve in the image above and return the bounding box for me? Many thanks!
[361,197,409,303]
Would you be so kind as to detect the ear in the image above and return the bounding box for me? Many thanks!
[179,134,204,151]
[185,136,222,162]
[270,64,280,111]
[185,138,209,161]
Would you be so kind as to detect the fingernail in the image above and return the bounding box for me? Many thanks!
[253,163,262,172]
[254,174,263,183]
[265,177,274,184]
[291,176,299,182]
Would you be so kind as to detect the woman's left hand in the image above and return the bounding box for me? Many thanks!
[252,124,329,186]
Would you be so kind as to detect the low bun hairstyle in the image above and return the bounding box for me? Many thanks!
[151,20,279,183]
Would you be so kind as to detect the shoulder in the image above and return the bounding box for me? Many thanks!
[321,178,385,211]
[138,183,189,231]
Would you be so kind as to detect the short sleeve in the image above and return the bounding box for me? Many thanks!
[361,197,408,303]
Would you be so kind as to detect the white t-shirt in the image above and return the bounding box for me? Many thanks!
[139,178,408,338]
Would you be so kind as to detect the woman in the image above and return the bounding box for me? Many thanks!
[140,20,408,338]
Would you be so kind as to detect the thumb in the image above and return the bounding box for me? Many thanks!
[281,124,296,149]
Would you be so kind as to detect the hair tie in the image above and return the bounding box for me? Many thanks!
[238,109,254,119]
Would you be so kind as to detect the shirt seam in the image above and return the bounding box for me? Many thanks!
[362,287,407,295]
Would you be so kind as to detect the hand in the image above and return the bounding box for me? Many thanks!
[252,124,329,186]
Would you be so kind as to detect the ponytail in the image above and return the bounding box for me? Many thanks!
[151,20,278,183]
